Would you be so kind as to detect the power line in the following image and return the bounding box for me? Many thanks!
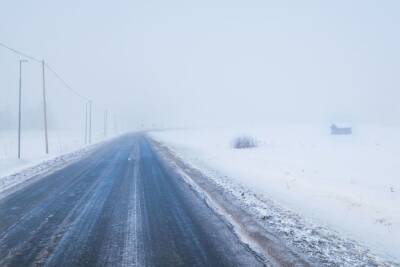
[0,41,90,102]
[44,63,90,102]
[0,41,41,63]
[0,40,121,159]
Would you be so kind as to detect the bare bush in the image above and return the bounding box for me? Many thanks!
[232,135,258,149]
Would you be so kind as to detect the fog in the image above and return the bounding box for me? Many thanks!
[1,0,400,132]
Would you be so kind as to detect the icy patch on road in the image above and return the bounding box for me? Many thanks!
[0,145,96,198]
[122,143,141,267]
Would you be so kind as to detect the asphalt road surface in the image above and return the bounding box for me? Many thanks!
[0,134,265,267]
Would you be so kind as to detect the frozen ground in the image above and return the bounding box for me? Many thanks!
[0,129,102,178]
[0,129,101,194]
[150,124,400,264]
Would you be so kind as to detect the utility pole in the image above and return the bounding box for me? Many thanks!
[104,110,108,138]
[18,59,28,159]
[88,101,92,144]
[42,60,49,154]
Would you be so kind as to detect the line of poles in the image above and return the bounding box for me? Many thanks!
[84,101,93,145]
[1,42,119,159]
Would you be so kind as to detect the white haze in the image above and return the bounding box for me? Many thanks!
[1,0,400,132]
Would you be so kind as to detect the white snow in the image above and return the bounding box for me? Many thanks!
[0,130,85,177]
[0,129,101,195]
[150,124,400,263]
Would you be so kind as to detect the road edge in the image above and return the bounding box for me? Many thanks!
[147,136,313,267]
[0,140,108,200]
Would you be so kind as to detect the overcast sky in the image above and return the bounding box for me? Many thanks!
[1,0,399,130]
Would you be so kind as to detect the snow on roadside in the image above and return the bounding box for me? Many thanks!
[150,125,400,265]
[0,145,97,198]
[0,130,85,178]
[0,130,102,197]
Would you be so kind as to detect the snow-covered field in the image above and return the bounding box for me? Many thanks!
[150,125,400,263]
[0,130,90,195]
[0,129,100,178]
[0,129,109,197]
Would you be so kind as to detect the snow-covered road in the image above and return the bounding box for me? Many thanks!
[2,132,396,266]
[0,134,272,266]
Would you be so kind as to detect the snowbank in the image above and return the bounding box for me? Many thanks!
[0,130,88,178]
[0,129,108,195]
[150,125,400,262]
[0,130,100,196]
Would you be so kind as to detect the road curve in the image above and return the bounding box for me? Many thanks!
[0,134,265,267]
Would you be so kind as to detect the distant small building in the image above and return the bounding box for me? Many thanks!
[331,124,352,135]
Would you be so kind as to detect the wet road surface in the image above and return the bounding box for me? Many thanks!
[0,134,265,267]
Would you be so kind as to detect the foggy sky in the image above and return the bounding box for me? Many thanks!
[1,0,400,131]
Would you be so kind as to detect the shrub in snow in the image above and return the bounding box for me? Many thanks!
[232,136,258,149]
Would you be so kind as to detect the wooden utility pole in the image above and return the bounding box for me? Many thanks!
[18,59,27,159]
[42,60,49,154]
